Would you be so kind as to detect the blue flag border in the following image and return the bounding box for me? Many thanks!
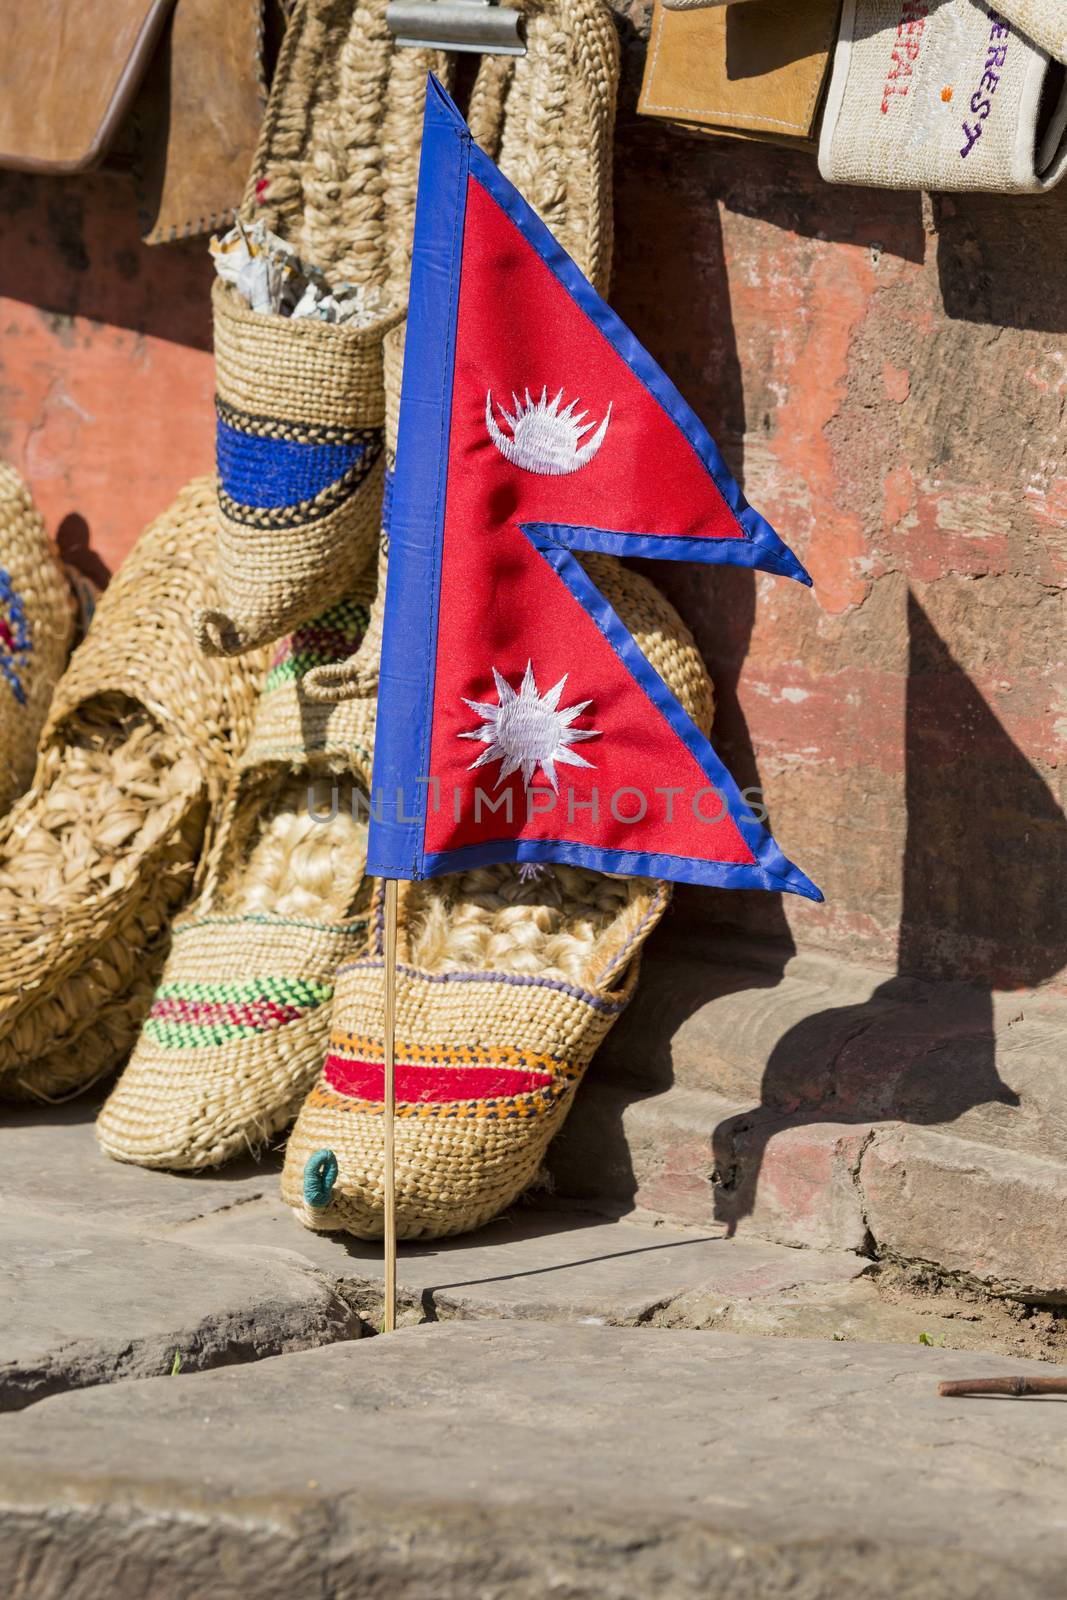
[366,75,821,903]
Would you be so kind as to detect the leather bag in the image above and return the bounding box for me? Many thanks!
[639,0,842,150]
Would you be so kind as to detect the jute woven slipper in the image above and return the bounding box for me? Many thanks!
[0,479,268,1103]
[282,562,714,1239]
[0,465,75,815]
[96,577,381,1170]
[198,0,448,658]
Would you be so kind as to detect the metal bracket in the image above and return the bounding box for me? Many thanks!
[386,0,525,55]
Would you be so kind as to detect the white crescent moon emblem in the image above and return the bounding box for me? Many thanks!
[485,386,612,476]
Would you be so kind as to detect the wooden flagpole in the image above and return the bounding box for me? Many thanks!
[382,876,399,1332]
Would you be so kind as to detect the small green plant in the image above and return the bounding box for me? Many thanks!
[918,1331,945,1348]
[170,1349,183,1376]
[832,1332,845,1342]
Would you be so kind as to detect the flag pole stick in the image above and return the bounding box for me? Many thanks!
[382,876,399,1332]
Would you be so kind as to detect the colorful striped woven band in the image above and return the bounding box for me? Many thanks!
[0,567,31,706]
[316,1032,581,1119]
[265,595,369,692]
[144,976,334,1049]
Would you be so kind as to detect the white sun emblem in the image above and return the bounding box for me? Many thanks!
[459,661,600,792]
[485,386,612,476]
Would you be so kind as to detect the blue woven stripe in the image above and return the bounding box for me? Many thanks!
[382,466,395,536]
[216,418,369,510]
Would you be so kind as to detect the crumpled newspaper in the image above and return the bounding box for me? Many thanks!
[210,221,384,326]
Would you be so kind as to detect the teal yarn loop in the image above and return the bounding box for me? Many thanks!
[304,1148,338,1209]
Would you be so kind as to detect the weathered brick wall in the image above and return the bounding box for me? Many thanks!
[0,16,1063,993]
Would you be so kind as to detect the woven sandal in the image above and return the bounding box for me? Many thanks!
[198,0,448,658]
[96,574,383,1170]
[0,480,268,1103]
[0,466,75,815]
[281,563,714,1239]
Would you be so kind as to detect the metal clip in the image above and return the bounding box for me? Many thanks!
[386,0,525,55]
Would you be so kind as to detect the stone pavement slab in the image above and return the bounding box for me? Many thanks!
[0,1094,278,1227]
[0,1103,868,1407]
[0,1211,360,1412]
[1,1322,1065,1600]
[189,1197,865,1326]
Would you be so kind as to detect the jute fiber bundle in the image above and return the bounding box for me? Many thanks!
[282,564,715,1240]
[0,480,268,1102]
[819,0,1067,192]
[996,0,1067,64]
[199,0,449,657]
[97,577,381,1170]
[0,465,75,814]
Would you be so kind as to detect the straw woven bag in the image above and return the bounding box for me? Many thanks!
[467,0,619,299]
[97,578,380,1169]
[198,0,448,657]
[282,561,714,1239]
[0,466,75,815]
[0,480,268,1102]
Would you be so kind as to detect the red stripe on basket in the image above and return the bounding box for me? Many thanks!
[323,1054,554,1103]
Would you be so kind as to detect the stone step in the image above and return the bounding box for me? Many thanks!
[1,1321,1065,1599]
[598,936,1067,1165]
[548,1074,1067,1299]
[545,932,1067,1296]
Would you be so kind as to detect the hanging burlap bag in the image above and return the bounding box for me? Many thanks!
[996,0,1067,65]
[198,0,447,657]
[819,0,1067,192]
[0,466,75,815]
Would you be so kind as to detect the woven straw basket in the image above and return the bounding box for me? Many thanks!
[0,480,268,1102]
[0,465,75,815]
[283,560,714,1239]
[199,0,447,656]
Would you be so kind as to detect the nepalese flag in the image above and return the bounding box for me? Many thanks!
[365,76,821,903]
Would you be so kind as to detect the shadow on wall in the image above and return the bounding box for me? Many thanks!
[936,183,1067,334]
[0,168,214,349]
[710,591,1067,1236]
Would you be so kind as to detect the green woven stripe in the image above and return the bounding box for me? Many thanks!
[154,977,333,1005]
[143,1018,270,1049]
[264,653,321,692]
[264,601,371,693]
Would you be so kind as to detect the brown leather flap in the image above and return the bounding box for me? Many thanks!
[639,0,842,148]
[0,0,177,174]
[132,0,267,243]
